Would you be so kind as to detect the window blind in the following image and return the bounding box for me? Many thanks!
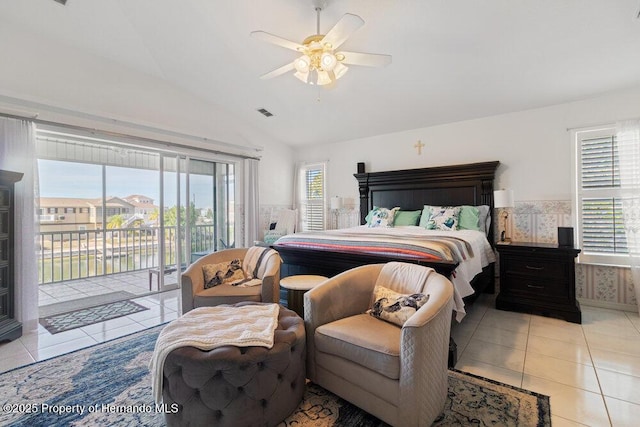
[298,163,326,231]
[577,130,629,263]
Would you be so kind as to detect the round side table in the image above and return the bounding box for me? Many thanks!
[280,275,328,318]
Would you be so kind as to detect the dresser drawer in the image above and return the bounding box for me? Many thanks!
[502,273,569,299]
[502,256,566,280]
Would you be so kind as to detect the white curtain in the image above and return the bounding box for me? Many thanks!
[292,162,302,232]
[0,117,39,331]
[617,119,640,315]
[243,158,260,246]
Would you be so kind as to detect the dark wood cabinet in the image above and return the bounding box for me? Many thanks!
[0,170,23,342]
[496,242,581,323]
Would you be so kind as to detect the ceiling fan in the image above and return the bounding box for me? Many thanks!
[251,0,391,86]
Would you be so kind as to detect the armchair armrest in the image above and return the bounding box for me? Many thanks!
[304,263,383,381]
[398,273,454,426]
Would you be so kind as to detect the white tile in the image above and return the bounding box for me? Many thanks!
[88,322,148,343]
[30,335,99,361]
[137,312,178,328]
[78,315,138,335]
[472,323,528,350]
[526,334,592,366]
[529,321,587,346]
[523,352,600,393]
[596,369,640,405]
[605,396,640,427]
[0,351,35,373]
[522,375,610,426]
[584,329,640,357]
[0,339,31,360]
[479,308,531,335]
[591,348,640,378]
[550,416,589,426]
[455,357,523,388]
[20,328,90,352]
[458,338,526,372]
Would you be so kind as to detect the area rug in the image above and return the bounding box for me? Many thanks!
[39,300,149,334]
[0,327,551,426]
[39,291,137,318]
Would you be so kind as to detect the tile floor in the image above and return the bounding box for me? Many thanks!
[453,294,640,427]
[0,289,180,374]
[1,289,639,426]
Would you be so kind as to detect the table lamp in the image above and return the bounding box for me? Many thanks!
[494,189,515,243]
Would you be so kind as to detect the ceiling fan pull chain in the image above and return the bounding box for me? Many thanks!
[316,6,321,35]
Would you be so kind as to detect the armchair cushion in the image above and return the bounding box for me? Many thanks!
[315,313,401,380]
[368,285,430,327]
[202,259,245,289]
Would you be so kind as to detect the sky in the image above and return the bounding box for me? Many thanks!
[37,159,223,208]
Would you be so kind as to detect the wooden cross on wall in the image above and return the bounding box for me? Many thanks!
[414,140,425,155]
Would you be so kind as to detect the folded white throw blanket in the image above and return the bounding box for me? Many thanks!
[236,246,280,287]
[149,303,280,404]
[375,261,434,294]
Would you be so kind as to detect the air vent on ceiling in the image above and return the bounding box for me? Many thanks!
[54,0,67,5]
[257,108,274,117]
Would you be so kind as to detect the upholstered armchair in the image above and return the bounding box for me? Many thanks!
[181,247,281,314]
[304,263,454,427]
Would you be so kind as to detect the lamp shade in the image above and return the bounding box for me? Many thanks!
[330,196,343,210]
[494,189,515,208]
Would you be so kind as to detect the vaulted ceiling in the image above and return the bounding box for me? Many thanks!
[2,0,640,147]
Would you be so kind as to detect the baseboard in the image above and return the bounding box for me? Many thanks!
[578,298,638,313]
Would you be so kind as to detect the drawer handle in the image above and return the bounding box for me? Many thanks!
[527,284,544,289]
[526,265,545,271]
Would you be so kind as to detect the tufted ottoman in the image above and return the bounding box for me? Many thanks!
[162,302,306,427]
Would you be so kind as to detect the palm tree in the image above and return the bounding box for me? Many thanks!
[106,214,125,229]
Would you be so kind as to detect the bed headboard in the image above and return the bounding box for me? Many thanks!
[354,161,500,239]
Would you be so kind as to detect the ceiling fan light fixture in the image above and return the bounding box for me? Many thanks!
[294,70,310,83]
[320,52,337,71]
[294,55,311,73]
[316,70,332,85]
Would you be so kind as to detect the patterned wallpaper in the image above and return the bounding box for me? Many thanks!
[256,200,637,310]
[509,200,637,310]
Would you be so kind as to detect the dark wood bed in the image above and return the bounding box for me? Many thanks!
[275,160,500,299]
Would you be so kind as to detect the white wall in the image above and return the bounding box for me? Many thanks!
[0,21,294,207]
[295,85,640,205]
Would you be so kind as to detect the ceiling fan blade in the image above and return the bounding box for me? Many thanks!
[259,61,296,80]
[321,13,365,49]
[251,31,303,52]
[338,51,392,67]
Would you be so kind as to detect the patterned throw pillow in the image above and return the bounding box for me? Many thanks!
[367,285,430,327]
[367,207,400,228]
[425,206,461,231]
[202,259,245,289]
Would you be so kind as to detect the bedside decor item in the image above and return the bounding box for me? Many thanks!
[0,170,23,342]
[496,242,581,323]
[494,189,515,243]
[330,195,342,229]
[558,226,574,247]
[251,0,391,87]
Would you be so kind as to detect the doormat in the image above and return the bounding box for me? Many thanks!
[39,300,149,334]
[39,291,137,318]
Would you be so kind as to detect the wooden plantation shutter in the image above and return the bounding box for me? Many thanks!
[577,129,628,264]
[298,162,326,231]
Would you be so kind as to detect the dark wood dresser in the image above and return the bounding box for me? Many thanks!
[496,242,581,324]
[0,170,23,342]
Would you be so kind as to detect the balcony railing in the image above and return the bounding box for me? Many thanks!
[37,224,216,284]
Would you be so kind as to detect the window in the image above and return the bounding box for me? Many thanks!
[297,162,326,231]
[575,127,628,265]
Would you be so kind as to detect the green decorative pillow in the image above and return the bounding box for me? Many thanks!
[418,205,433,228]
[367,285,430,327]
[366,207,400,228]
[393,210,422,226]
[425,206,461,231]
[202,259,245,289]
[458,205,481,231]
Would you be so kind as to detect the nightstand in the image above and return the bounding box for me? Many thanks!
[496,242,582,323]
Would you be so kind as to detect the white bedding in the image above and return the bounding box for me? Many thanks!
[278,225,495,321]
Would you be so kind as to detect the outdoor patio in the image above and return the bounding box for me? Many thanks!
[38,269,181,317]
